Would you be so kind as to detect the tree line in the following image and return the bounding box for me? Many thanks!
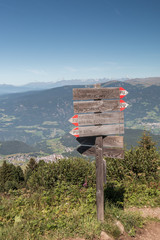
[0,132,159,193]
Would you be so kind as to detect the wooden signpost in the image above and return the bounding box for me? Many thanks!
[69,85,128,222]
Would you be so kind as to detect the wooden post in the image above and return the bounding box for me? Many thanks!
[95,136,104,221]
[94,83,104,222]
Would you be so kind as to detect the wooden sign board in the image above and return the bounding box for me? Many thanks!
[70,124,124,137]
[77,136,123,148]
[77,145,124,159]
[69,112,124,126]
[73,87,128,100]
[74,99,128,113]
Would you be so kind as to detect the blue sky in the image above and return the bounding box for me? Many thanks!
[0,0,160,85]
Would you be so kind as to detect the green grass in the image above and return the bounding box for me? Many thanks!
[124,182,160,208]
[0,185,145,240]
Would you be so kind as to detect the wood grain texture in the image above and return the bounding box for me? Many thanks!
[95,136,104,221]
[103,159,106,184]
[77,136,123,148]
[74,99,120,113]
[73,124,124,137]
[70,112,124,126]
[103,148,124,159]
[103,136,123,148]
[73,87,120,100]
[77,146,124,159]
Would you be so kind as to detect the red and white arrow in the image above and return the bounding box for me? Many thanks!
[69,127,79,137]
[68,115,79,126]
[120,99,129,111]
[119,87,128,98]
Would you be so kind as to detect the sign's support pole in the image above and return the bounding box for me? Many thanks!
[94,83,104,222]
[95,136,104,222]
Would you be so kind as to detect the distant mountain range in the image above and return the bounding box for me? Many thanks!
[0,77,159,155]
[125,77,160,86]
[0,78,113,95]
[0,77,160,95]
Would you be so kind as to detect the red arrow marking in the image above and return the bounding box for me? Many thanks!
[119,87,125,90]
[69,127,79,137]
[71,115,78,126]
[120,99,128,111]
[68,115,79,126]
[73,115,78,118]
[73,123,79,126]
[119,87,128,98]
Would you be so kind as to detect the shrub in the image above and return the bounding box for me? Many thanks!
[106,131,160,184]
[0,161,25,192]
[26,158,96,190]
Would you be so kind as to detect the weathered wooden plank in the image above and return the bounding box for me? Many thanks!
[77,146,124,159]
[77,136,124,148]
[70,124,124,137]
[73,87,120,100]
[69,112,124,126]
[95,136,104,221]
[74,99,120,113]
[103,148,124,159]
[103,136,123,148]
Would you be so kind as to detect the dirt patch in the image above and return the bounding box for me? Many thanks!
[119,207,160,240]
[66,208,160,240]
[125,207,160,220]
[119,222,160,240]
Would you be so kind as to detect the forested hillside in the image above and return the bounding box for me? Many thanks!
[0,141,37,155]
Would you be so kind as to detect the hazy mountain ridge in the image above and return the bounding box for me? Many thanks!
[1,77,159,95]
[0,78,111,95]
[126,77,160,86]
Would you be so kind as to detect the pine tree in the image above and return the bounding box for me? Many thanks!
[0,161,25,192]
[136,131,159,181]
[138,131,156,150]
[25,158,37,183]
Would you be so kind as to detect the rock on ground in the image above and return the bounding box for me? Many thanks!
[115,220,125,235]
[100,231,114,240]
